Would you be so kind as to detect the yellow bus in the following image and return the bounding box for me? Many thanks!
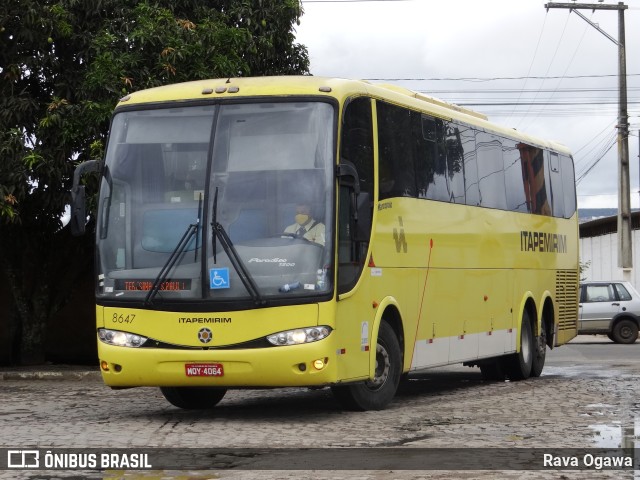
[70,76,579,411]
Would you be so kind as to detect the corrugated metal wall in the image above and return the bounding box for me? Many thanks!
[579,230,640,289]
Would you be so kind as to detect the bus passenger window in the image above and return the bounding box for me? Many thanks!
[518,144,551,216]
[549,152,565,218]
[416,115,436,199]
[476,133,506,210]
[377,101,417,199]
[444,123,465,203]
[504,139,528,213]
[560,154,576,218]
[416,116,445,201]
[459,125,479,206]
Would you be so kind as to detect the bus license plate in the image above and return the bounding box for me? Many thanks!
[185,363,224,377]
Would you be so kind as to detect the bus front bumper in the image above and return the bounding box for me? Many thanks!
[98,340,338,388]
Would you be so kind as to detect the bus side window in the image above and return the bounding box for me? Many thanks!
[418,119,471,205]
[560,154,576,218]
[549,152,565,218]
[377,101,417,199]
[416,115,445,201]
[338,97,374,294]
[504,138,529,213]
[459,124,479,206]
[443,123,466,203]
[519,144,551,216]
[476,133,506,210]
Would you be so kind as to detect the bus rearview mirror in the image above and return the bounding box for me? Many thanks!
[69,185,87,236]
[69,159,101,237]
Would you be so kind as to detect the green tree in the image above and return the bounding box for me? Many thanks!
[0,0,309,364]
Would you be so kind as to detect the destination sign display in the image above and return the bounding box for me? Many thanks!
[113,279,192,291]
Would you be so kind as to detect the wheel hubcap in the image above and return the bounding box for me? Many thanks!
[366,342,390,390]
[537,328,546,356]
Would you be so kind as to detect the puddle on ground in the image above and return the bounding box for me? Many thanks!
[589,419,639,448]
[542,365,633,379]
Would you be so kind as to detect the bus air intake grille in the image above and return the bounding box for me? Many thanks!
[555,269,579,331]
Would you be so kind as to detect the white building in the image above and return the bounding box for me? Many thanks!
[579,212,640,289]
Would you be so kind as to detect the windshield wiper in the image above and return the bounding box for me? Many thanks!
[144,194,202,306]
[211,187,265,306]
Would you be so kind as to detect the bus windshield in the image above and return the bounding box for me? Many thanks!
[97,101,335,306]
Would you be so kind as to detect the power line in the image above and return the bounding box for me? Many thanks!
[424,87,640,94]
[576,129,617,171]
[303,0,414,2]
[515,9,572,130]
[574,121,617,156]
[365,73,640,82]
[576,133,617,185]
[459,101,640,106]
[518,8,594,130]
[507,9,549,121]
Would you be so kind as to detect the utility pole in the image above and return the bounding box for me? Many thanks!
[545,2,631,280]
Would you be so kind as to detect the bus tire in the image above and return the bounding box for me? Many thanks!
[504,312,533,381]
[160,386,227,409]
[331,321,402,411]
[530,318,547,378]
[611,319,639,344]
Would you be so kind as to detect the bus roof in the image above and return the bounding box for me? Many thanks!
[116,76,572,155]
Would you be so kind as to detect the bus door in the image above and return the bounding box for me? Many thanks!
[335,97,374,380]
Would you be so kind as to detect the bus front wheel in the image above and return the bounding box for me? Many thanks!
[331,321,402,411]
[503,312,533,381]
[160,386,227,409]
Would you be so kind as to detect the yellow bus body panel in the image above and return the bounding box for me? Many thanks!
[98,340,338,388]
[368,199,578,367]
[101,304,321,347]
[97,303,348,387]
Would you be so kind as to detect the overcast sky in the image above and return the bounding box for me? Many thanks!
[295,0,640,209]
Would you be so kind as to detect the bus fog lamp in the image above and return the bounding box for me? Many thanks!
[267,326,332,346]
[313,358,326,370]
[98,328,148,348]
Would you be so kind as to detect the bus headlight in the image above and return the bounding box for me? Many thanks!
[98,328,148,348]
[267,326,332,346]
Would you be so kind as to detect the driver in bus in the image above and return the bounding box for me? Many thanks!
[284,203,325,246]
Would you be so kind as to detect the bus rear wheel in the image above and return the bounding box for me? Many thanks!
[503,312,533,381]
[331,321,402,411]
[530,318,547,377]
[160,386,227,409]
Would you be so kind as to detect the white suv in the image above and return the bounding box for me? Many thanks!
[579,281,640,344]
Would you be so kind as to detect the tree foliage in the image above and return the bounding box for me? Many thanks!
[0,0,309,364]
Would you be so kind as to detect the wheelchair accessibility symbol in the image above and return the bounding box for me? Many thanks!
[209,268,230,289]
